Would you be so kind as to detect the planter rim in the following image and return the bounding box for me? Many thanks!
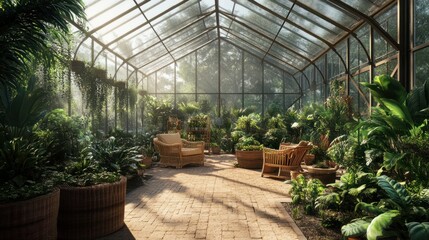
[0,187,59,205]
[59,176,126,190]
[306,165,339,173]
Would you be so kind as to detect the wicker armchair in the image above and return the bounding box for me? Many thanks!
[153,133,205,168]
[261,141,312,179]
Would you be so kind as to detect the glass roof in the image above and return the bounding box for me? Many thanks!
[76,0,395,76]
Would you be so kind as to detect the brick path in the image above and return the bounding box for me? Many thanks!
[100,154,305,240]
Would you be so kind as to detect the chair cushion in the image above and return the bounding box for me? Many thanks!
[181,147,202,156]
[158,133,181,144]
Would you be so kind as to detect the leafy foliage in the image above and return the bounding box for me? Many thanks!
[0,0,85,89]
[235,136,263,151]
[290,174,326,215]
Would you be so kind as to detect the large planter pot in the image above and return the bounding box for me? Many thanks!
[235,150,263,169]
[306,165,338,184]
[57,176,127,240]
[141,156,152,169]
[0,188,60,240]
[211,146,221,155]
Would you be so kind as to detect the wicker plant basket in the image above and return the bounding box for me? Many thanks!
[235,150,263,169]
[57,176,127,240]
[0,188,60,240]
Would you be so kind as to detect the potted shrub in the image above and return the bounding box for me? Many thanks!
[305,145,338,184]
[0,86,61,240]
[56,137,128,240]
[211,142,221,154]
[235,136,263,169]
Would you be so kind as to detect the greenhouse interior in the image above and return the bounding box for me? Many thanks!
[1,0,429,239]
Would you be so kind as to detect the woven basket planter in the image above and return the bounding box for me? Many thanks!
[57,176,127,240]
[306,166,338,184]
[235,150,263,169]
[0,188,60,240]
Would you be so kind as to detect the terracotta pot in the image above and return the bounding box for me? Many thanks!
[57,177,127,240]
[0,188,60,240]
[235,150,263,169]
[306,165,338,184]
[141,156,152,169]
[211,146,221,154]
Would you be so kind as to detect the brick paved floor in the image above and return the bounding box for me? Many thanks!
[100,154,305,240]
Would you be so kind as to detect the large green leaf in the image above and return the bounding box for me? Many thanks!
[407,80,429,125]
[406,222,429,240]
[380,98,414,127]
[362,75,407,105]
[367,210,400,240]
[377,175,411,208]
[341,218,371,237]
[355,202,385,215]
[383,152,407,171]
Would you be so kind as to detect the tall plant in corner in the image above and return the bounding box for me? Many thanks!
[358,75,429,178]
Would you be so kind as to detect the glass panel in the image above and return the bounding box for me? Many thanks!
[133,43,168,67]
[197,94,218,113]
[220,94,242,110]
[140,54,174,75]
[253,0,294,16]
[264,55,297,74]
[350,72,370,116]
[244,94,262,114]
[147,74,156,93]
[289,7,343,41]
[221,42,242,93]
[414,0,429,46]
[177,54,196,93]
[415,47,429,87]
[197,42,218,93]
[341,0,386,16]
[285,74,300,93]
[151,2,200,31]
[298,0,359,27]
[269,43,308,68]
[156,64,174,94]
[222,33,266,59]
[176,94,196,104]
[264,94,284,115]
[285,94,301,109]
[227,22,272,50]
[264,63,283,93]
[243,52,262,93]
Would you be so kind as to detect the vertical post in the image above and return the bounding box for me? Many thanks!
[369,26,375,109]
[282,70,285,112]
[241,49,245,109]
[346,38,351,96]
[114,56,117,129]
[174,62,177,109]
[126,65,129,132]
[195,51,198,102]
[68,48,72,116]
[261,60,265,116]
[105,54,108,133]
[135,71,138,135]
[398,0,411,91]
[217,38,221,116]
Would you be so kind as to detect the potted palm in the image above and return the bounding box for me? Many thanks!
[235,136,263,169]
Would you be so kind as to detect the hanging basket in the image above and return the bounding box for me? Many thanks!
[70,60,85,73]
[93,68,107,80]
[57,177,127,240]
[0,189,60,240]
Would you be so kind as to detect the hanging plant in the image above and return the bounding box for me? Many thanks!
[71,62,112,119]
[127,87,138,112]
[115,81,127,111]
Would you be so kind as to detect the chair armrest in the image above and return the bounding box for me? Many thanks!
[182,139,205,150]
[154,140,182,156]
[263,148,288,165]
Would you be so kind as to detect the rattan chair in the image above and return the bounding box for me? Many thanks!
[261,142,312,179]
[153,133,205,168]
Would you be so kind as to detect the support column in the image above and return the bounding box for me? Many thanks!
[398,0,411,91]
